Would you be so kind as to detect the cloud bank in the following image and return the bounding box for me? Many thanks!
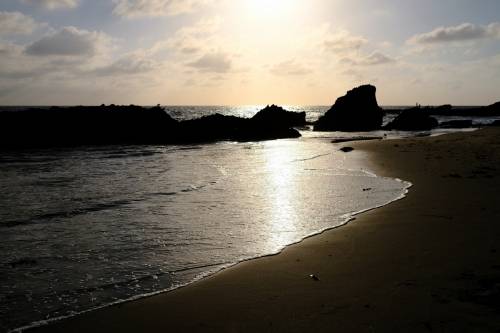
[0,11,39,35]
[21,0,78,10]
[187,52,232,73]
[25,26,111,57]
[112,0,214,18]
[408,22,500,44]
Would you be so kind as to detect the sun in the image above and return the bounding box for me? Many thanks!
[244,0,298,19]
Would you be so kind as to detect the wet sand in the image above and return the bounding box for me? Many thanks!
[32,128,500,332]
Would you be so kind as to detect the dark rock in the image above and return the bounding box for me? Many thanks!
[178,105,303,142]
[314,85,384,131]
[440,120,474,129]
[243,104,304,141]
[434,104,453,113]
[0,104,303,149]
[486,101,500,113]
[384,109,439,131]
[0,105,178,149]
[177,113,247,142]
[251,104,306,128]
[407,101,500,117]
[340,147,354,153]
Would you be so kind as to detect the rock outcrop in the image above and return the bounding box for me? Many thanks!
[177,105,303,143]
[0,104,303,149]
[0,105,178,149]
[384,109,439,131]
[487,101,500,114]
[386,102,500,117]
[251,105,306,128]
[314,85,384,131]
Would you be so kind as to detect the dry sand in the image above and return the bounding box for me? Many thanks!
[32,128,500,332]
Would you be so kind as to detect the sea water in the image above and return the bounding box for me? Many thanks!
[5,104,492,331]
[0,134,413,331]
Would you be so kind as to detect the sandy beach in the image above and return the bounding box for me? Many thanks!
[32,127,500,332]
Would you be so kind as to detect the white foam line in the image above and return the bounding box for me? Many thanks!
[11,172,413,333]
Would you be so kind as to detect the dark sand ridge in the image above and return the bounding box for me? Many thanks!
[32,128,500,332]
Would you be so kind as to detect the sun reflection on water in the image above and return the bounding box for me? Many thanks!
[262,140,302,250]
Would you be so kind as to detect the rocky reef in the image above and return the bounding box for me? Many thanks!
[314,85,384,131]
[177,105,304,143]
[0,104,304,149]
[384,108,439,131]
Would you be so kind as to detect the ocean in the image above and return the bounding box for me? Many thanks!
[0,105,497,332]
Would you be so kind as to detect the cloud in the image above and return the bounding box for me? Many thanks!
[270,59,312,76]
[93,53,160,76]
[21,0,78,10]
[157,17,221,55]
[408,22,500,44]
[25,26,111,57]
[340,51,395,67]
[112,0,214,18]
[358,51,396,65]
[187,52,232,73]
[0,11,39,36]
[0,41,23,56]
[323,29,367,54]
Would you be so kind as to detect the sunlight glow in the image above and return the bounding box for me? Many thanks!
[243,0,299,19]
[262,141,300,250]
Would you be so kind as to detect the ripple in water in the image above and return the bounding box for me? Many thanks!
[0,136,410,332]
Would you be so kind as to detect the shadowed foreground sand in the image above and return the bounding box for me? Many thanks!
[33,128,500,332]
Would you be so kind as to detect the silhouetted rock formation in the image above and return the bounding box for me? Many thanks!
[314,85,384,131]
[434,104,453,114]
[177,114,247,142]
[251,105,306,128]
[176,105,303,143]
[246,104,304,140]
[0,104,303,149]
[0,105,178,149]
[384,108,439,131]
[487,102,500,114]
[385,101,500,117]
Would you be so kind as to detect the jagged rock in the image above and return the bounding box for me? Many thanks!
[314,85,384,131]
[0,104,303,149]
[178,113,247,142]
[487,101,500,113]
[384,109,439,131]
[251,104,306,128]
[177,105,303,142]
[0,105,178,149]
[433,104,453,114]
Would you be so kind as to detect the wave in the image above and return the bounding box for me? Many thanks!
[9,171,413,333]
[1,180,223,229]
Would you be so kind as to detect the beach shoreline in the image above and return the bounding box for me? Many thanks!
[31,128,500,332]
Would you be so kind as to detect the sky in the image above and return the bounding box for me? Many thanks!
[0,0,499,106]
